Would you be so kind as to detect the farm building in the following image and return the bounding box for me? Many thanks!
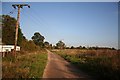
[0,45,20,52]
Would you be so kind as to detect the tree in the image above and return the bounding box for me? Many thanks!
[2,15,23,46]
[44,41,49,48]
[50,44,52,49]
[21,38,40,52]
[0,15,2,39]
[31,32,45,48]
[56,40,65,49]
[82,46,86,49]
[71,46,74,49]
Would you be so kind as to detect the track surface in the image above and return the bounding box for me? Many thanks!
[43,50,94,79]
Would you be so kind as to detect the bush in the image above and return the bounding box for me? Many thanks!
[21,39,40,53]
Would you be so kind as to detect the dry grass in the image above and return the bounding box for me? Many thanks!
[2,50,47,78]
[52,49,120,80]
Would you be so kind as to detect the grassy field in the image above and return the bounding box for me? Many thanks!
[52,49,120,80]
[2,50,47,78]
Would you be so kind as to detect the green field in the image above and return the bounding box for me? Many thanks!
[52,49,120,80]
[2,51,47,78]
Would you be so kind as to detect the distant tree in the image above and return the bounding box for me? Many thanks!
[111,47,115,50]
[50,44,52,49]
[2,15,23,46]
[82,46,86,49]
[79,46,82,49]
[76,46,82,49]
[56,40,65,49]
[66,47,70,49]
[71,46,74,49]
[31,32,45,48]
[44,41,49,48]
[53,45,57,49]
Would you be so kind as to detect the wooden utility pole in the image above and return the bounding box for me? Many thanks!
[12,4,30,57]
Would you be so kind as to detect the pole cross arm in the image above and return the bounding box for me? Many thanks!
[12,4,30,58]
[12,4,30,9]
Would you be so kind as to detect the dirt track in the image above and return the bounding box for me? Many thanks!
[42,50,94,79]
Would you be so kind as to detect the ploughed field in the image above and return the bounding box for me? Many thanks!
[52,49,120,80]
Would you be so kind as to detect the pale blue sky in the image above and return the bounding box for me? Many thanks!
[2,2,118,48]
[1,0,120,2]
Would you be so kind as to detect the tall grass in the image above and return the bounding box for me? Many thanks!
[52,49,120,80]
[2,50,47,78]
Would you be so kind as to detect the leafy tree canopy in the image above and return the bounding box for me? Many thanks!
[2,15,23,46]
[31,32,45,47]
[56,40,65,49]
[44,41,49,47]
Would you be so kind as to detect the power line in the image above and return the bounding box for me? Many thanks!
[6,9,17,15]
[12,4,30,57]
[23,8,54,30]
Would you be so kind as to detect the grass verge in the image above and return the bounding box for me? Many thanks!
[2,51,47,78]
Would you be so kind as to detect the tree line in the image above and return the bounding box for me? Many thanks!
[30,32,115,50]
[2,15,116,51]
[1,15,66,51]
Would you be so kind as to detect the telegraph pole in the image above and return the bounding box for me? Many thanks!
[12,4,30,57]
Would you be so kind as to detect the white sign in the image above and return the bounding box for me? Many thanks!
[0,45,20,52]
